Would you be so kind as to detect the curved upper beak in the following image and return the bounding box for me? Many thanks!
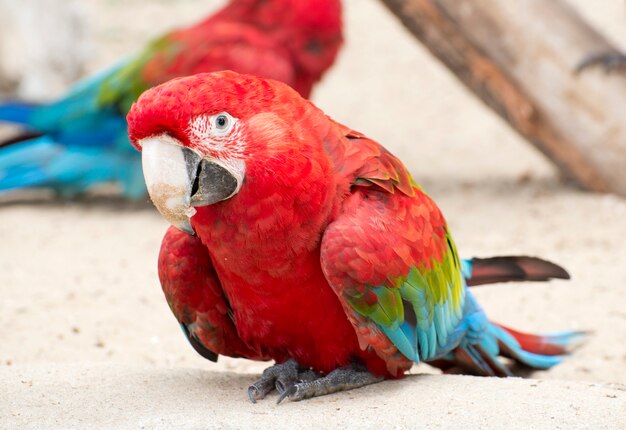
[140,135,241,234]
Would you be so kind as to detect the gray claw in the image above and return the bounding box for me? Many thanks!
[247,379,274,403]
[274,372,297,394]
[248,386,259,404]
[275,379,289,394]
[276,385,298,404]
[247,359,302,403]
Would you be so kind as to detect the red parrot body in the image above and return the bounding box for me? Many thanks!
[154,105,411,376]
[128,72,582,401]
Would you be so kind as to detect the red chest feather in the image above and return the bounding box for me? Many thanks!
[188,153,386,373]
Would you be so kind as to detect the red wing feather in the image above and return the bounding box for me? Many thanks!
[324,122,416,196]
[159,226,267,361]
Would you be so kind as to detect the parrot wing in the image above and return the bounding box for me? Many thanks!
[15,37,176,149]
[98,21,296,115]
[0,20,295,198]
[320,128,466,374]
[159,226,268,361]
[28,20,295,143]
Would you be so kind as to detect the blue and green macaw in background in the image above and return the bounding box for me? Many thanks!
[0,0,344,199]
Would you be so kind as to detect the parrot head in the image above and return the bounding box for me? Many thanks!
[278,0,343,80]
[225,0,343,89]
[127,71,326,235]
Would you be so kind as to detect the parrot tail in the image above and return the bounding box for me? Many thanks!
[491,323,586,370]
[0,136,146,199]
[438,323,587,377]
[463,256,570,287]
[493,323,587,358]
[0,101,44,147]
[0,101,39,125]
[430,292,586,377]
[1,130,45,148]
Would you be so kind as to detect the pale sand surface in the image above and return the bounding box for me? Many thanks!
[1,0,626,428]
[3,365,624,429]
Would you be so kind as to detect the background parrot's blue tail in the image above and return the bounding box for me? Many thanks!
[0,101,45,148]
[0,101,39,125]
[0,59,146,200]
[0,136,147,199]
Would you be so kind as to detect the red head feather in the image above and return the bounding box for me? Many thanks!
[130,72,275,147]
[200,0,343,96]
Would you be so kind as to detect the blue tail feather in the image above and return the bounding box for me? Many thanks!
[487,323,566,369]
[0,66,143,198]
[0,58,144,199]
[0,137,61,171]
[0,135,145,198]
[0,101,39,125]
[426,290,580,375]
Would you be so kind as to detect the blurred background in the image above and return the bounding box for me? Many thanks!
[0,0,624,388]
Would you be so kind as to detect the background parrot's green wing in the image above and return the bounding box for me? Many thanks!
[29,34,183,133]
[34,20,296,137]
[95,35,180,114]
[320,127,466,374]
[96,20,297,116]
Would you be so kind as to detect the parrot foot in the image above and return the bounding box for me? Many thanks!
[247,359,319,403]
[275,363,383,404]
[575,51,626,75]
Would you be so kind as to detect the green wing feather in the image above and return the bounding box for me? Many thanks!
[341,229,465,362]
[97,35,180,113]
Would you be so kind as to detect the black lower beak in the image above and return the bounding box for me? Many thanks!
[189,159,239,207]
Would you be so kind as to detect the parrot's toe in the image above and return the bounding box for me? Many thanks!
[276,363,384,404]
[248,359,311,403]
[575,51,626,75]
[248,373,278,403]
[247,385,263,404]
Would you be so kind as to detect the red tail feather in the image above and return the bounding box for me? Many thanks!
[495,323,568,356]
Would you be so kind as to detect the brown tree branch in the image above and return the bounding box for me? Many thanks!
[381,0,626,195]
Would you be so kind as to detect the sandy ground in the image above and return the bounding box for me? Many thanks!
[1,0,626,428]
[4,365,624,429]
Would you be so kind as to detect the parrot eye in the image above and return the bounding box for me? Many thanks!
[212,112,234,134]
[216,115,227,128]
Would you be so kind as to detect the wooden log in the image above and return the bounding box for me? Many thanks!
[380,0,626,195]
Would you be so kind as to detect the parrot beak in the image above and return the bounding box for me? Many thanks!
[140,135,241,235]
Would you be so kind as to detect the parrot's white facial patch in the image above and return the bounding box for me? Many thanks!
[187,113,247,196]
[188,112,246,157]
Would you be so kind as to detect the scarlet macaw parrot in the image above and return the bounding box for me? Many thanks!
[0,0,342,199]
[127,71,584,403]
